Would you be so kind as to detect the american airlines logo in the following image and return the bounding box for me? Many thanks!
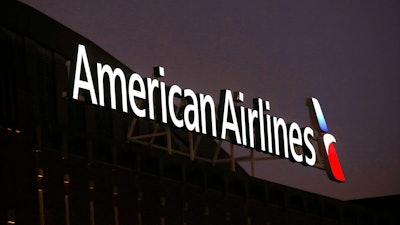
[307,98,345,182]
[70,44,345,182]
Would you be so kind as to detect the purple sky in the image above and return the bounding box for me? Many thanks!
[20,0,400,200]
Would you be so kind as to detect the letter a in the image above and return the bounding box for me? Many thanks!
[72,44,98,105]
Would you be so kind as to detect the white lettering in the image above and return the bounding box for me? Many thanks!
[128,73,146,118]
[72,44,98,104]
[199,93,217,137]
[273,117,288,158]
[168,85,183,128]
[303,127,316,166]
[97,63,128,112]
[219,90,242,144]
[183,89,200,132]
[70,44,335,174]
[288,122,303,163]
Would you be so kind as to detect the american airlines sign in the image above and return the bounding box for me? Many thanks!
[70,44,345,182]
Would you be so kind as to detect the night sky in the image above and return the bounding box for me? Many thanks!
[20,0,400,200]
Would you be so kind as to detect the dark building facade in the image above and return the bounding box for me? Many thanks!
[1,1,399,225]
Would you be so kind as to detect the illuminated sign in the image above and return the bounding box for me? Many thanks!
[70,44,345,182]
[307,98,345,182]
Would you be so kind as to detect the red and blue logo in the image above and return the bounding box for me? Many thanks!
[307,98,345,182]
